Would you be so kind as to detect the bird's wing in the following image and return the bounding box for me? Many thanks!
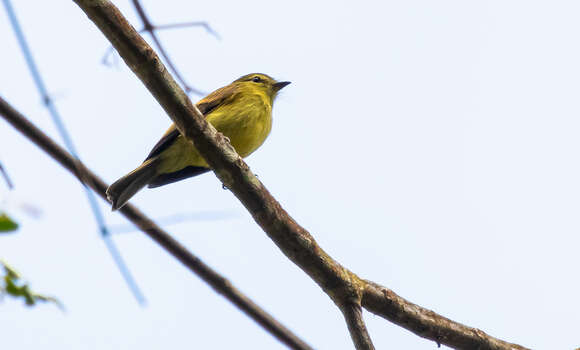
[147,166,210,188]
[144,84,238,161]
[144,124,180,161]
[196,83,238,116]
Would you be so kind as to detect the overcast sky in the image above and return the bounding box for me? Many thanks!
[2,1,580,349]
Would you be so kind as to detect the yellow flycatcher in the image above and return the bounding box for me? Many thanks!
[106,73,290,210]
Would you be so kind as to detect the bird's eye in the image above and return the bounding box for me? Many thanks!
[252,76,261,83]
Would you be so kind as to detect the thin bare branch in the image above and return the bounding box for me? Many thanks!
[340,302,375,350]
[108,209,236,234]
[101,45,118,67]
[0,161,14,189]
[101,0,215,94]
[153,21,220,39]
[0,96,313,350]
[131,0,210,96]
[70,1,532,349]
[147,32,205,95]
[101,20,219,70]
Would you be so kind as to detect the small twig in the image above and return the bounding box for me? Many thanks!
[130,0,213,96]
[102,0,218,95]
[0,95,314,350]
[340,303,375,350]
[153,21,220,39]
[101,46,119,67]
[147,32,205,95]
[0,161,14,189]
[101,19,219,69]
[108,209,236,234]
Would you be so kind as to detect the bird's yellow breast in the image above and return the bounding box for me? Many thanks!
[158,91,273,173]
[208,92,272,157]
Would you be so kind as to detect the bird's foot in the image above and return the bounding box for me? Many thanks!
[218,132,230,144]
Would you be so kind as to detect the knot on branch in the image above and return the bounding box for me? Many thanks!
[326,269,366,309]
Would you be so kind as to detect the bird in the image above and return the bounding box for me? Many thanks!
[106,73,290,210]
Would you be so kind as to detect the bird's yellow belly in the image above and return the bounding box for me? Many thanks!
[220,112,271,157]
[159,102,272,173]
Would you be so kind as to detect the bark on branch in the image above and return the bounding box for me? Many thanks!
[341,302,375,350]
[70,1,530,349]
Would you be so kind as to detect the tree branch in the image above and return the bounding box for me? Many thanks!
[0,96,313,350]
[361,281,528,349]
[152,21,220,38]
[131,0,212,95]
[70,1,531,349]
[340,301,375,350]
[0,160,14,189]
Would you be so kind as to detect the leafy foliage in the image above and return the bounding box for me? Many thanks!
[0,260,63,310]
[0,213,18,232]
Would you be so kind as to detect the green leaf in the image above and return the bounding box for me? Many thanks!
[1,261,64,310]
[0,213,18,232]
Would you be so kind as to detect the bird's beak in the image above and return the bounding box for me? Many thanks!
[273,81,291,92]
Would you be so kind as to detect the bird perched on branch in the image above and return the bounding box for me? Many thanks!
[106,73,290,210]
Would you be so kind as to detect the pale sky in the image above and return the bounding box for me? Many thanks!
[2,1,580,349]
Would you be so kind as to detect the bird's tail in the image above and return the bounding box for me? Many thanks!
[106,158,159,211]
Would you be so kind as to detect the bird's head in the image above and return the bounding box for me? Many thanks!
[233,73,290,99]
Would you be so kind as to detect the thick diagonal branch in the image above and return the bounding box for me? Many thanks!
[71,1,530,349]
